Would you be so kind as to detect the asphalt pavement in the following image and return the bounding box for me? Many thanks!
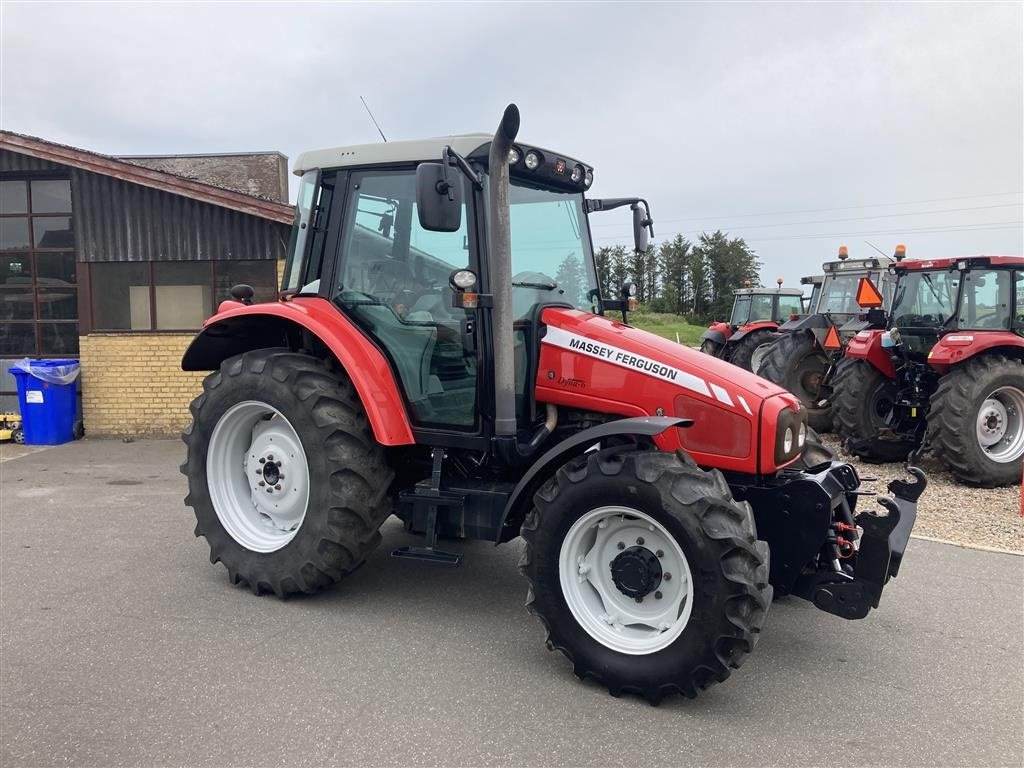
[1,439,1022,767]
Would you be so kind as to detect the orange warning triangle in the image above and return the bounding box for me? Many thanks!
[823,325,842,350]
[856,276,885,308]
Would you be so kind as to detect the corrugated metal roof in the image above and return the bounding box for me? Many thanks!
[0,131,294,224]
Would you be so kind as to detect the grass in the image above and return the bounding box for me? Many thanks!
[627,312,706,347]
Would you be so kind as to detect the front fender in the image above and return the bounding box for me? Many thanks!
[701,327,729,346]
[494,416,691,543]
[181,297,415,446]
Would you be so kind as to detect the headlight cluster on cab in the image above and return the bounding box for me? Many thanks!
[775,407,809,465]
[506,143,593,190]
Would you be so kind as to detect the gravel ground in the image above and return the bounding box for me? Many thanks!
[821,436,1023,553]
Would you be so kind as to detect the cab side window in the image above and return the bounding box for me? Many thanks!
[333,170,478,429]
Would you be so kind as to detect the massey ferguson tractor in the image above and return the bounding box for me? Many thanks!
[180,105,924,703]
[698,280,805,371]
[833,255,1023,486]
[756,247,897,431]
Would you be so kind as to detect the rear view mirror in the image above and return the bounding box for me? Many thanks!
[632,203,652,254]
[416,163,462,232]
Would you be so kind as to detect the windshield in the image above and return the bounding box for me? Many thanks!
[891,270,959,329]
[730,293,774,324]
[509,181,598,318]
[819,270,890,314]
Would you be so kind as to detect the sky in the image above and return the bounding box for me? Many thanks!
[2,1,1022,293]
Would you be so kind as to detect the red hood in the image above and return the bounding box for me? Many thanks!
[541,307,792,408]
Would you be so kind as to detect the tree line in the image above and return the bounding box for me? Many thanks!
[586,230,762,323]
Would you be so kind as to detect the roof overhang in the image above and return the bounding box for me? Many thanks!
[0,131,294,225]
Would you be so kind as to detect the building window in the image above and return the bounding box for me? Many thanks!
[0,178,77,356]
[89,259,277,331]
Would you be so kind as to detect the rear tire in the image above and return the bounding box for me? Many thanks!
[928,355,1024,487]
[832,357,915,463]
[520,448,771,703]
[757,330,833,432]
[727,329,774,372]
[182,349,394,597]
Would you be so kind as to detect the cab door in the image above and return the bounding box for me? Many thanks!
[327,168,483,438]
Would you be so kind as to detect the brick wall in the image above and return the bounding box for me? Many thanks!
[79,258,286,438]
[79,334,205,438]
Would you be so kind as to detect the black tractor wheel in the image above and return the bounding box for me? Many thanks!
[520,448,771,704]
[756,330,833,432]
[727,329,775,372]
[699,339,723,358]
[181,348,394,597]
[928,354,1024,487]
[832,357,915,463]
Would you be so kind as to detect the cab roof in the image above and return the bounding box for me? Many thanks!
[733,287,805,297]
[294,134,492,175]
[894,255,1024,272]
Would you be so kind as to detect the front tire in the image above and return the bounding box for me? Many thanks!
[757,330,833,432]
[928,355,1024,487]
[832,357,916,463]
[182,349,394,597]
[699,339,722,358]
[727,329,774,372]
[520,448,771,703]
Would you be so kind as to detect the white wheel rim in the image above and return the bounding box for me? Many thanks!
[207,400,310,553]
[975,385,1024,463]
[750,342,772,372]
[559,506,694,655]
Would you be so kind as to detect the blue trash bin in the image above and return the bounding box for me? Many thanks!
[9,359,80,445]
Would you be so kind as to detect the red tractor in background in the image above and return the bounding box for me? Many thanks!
[179,105,925,703]
[699,280,807,371]
[834,255,1024,486]
[756,247,897,431]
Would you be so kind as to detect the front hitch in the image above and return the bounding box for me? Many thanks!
[805,467,926,619]
[735,463,927,621]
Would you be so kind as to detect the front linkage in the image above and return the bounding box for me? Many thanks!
[731,459,926,620]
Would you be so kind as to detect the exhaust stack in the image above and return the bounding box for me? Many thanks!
[488,104,521,437]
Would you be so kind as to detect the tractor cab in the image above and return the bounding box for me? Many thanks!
[728,284,805,327]
[885,256,1023,357]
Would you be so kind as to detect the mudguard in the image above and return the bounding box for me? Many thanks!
[700,328,729,346]
[926,331,1024,372]
[844,329,896,378]
[730,320,778,343]
[494,416,691,543]
[181,297,416,446]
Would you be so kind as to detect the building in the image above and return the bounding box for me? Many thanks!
[0,131,295,437]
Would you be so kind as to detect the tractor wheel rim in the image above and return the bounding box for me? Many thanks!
[207,400,310,553]
[559,506,694,655]
[750,343,772,373]
[975,385,1024,463]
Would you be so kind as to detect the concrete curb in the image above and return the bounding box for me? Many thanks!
[910,533,1023,557]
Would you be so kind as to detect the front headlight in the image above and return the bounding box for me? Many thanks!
[774,405,809,465]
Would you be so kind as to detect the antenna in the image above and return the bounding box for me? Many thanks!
[360,96,388,143]
[864,240,888,258]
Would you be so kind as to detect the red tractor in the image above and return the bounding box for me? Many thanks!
[699,280,806,371]
[834,255,1024,486]
[180,105,924,703]
[756,247,897,431]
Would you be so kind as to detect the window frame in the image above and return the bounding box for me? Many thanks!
[84,259,278,333]
[0,176,78,357]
